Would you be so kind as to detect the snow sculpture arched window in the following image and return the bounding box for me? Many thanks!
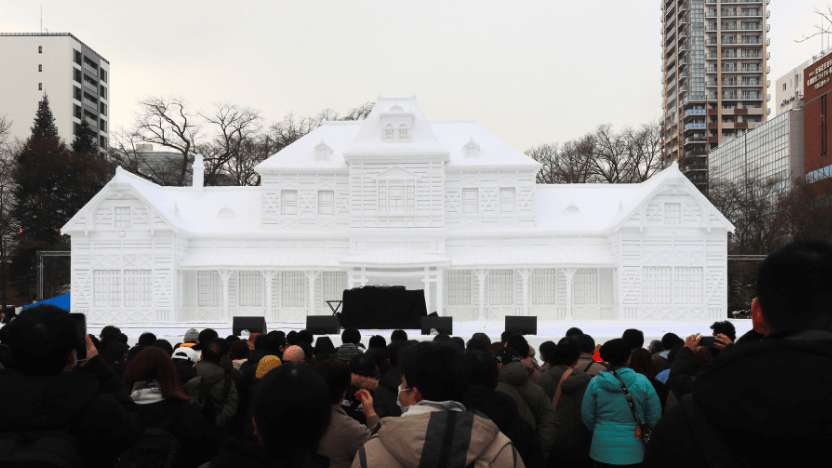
[380,103,414,143]
[384,124,395,141]
[399,124,409,142]
[314,140,332,161]
[464,138,480,158]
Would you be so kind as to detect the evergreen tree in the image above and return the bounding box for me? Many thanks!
[71,117,98,155]
[10,95,73,300]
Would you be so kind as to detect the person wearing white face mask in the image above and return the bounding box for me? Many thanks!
[353,342,526,468]
[372,340,415,418]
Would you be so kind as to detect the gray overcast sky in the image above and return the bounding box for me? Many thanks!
[1,0,826,151]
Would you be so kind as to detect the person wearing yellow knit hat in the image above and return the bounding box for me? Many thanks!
[256,355,282,380]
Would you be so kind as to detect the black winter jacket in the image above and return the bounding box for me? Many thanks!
[535,365,593,461]
[205,438,329,468]
[373,367,402,418]
[644,330,832,467]
[463,386,547,468]
[0,355,144,466]
[133,398,217,468]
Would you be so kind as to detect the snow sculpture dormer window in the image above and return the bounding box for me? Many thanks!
[314,140,332,161]
[380,104,414,142]
[464,138,480,158]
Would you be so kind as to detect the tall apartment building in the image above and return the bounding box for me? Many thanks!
[661,0,770,190]
[0,33,109,150]
[775,59,809,117]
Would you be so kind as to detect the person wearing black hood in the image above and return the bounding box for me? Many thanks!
[372,339,415,418]
[102,340,130,382]
[536,338,593,467]
[0,305,143,466]
[644,241,832,467]
[463,351,547,468]
[312,336,336,365]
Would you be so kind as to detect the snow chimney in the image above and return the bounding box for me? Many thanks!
[193,153,204,191]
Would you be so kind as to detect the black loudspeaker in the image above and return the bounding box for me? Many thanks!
[233,316,267,336]
[421,316,452,336]
[307,316,340,335]
[505,316,537,335]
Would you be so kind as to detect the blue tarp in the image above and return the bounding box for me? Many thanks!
[23,293,71,311]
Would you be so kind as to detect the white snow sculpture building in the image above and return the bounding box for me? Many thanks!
[62,96,734,326]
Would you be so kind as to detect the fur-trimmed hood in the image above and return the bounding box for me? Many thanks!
[352,374,379,392]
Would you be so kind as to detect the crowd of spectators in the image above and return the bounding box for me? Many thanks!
[1,240,831,467]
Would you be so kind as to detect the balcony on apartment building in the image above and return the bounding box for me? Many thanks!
[82,79,98,95]
[82,61,98,78]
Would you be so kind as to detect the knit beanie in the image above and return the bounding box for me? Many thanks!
[256,356,282,379]
[184,328,199,343]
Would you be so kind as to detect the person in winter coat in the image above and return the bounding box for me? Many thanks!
[536,338,593,468]
[463,351,547,468]
[123,347,216,468]
[341,354,379,424]
[183,339,239,431]
[102,340,130,381]
[629,348,668,414]
[644,241,832,467]
[172,346,199,385]
[373,340,414,418]
[575,334,608,376]
[355,342,524,468]
[0,305,143,467]
[506,334,541,383]
[494,346,558,454]
[581,339,661,467]
[203,363,331,468]
[316,360,380,468]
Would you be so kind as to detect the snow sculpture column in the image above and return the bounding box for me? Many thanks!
[219,270,233,320]
[476,270,489,321]
[436,269,444,316]
[423,268,431,314]
[263,271,275,320]
[306,271,320,315]
[519,269,531,317]
[564,268,575,320]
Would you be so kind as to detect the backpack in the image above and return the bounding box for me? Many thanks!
[117,405,189,468]
[196,374,233,427]
[0,430,84,468]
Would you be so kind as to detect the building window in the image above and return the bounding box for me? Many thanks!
[74,86,82,101]
[281,190,297,215]
[124,270,152,307]
[100,85,107,100]
[93,270,121,307]
[114,207,131,228]
[74,105,82,119]
[447,270,473,305]
[38,45,42,53]
[822,94,828,156]
[643,267,672,304]
[281,272,306,307]
[100,69,107,83]
[74,49,81,65]
[73,68,81,83]
[463,188,478,214]
[384,125,394,141]
[488,270,514,305]
[378,183,415,213]
[321,272,347,308]
[197,271,221,307]
[531,269,559,305]
[500,188,516,213]
[318,190,334,215]
[399,125,409,141]
[100,119,107,133]
[573,269,598,305]
[38,83,42,91]
[38,64,42,72]
[100,102,107,116]
[664,203,681,225]
[238,271,264,307]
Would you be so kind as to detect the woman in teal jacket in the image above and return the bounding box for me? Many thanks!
[581,339,661,467]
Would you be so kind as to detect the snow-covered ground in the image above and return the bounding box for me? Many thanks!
[116,319,754,351]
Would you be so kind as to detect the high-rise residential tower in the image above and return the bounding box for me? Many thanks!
[661,0,770,190]
[0,33,110,150]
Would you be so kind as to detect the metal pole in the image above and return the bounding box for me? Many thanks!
[37,251,44,302]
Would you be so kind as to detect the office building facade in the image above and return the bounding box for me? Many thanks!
[775,59,809,117]
[0,33,109,149]
[661,0,770,190]
[708,108,804,193]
